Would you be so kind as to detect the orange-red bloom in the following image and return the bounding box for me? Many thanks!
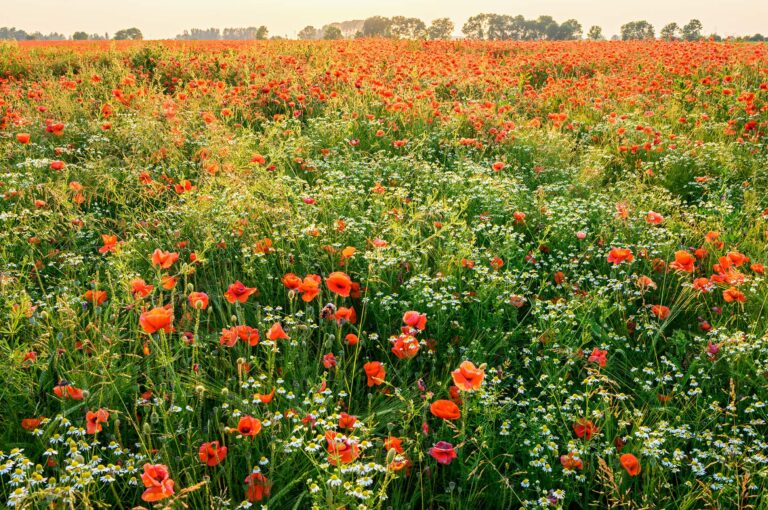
[430,399,461,420]
[188,291,209,309]
[619,453,641,476]
[245,472,272,501]
[237,415,262,437]
[199,441,227,467]
[224,280,257,304]
[86,408,109,435]
[572,418,598,440]
[451,361,485,391]
[151,249,179,269]
[140,463,175,502]
[326,271,352,297]
[607,248,634,265]
[363,361,386,386]
[325,431,360,465]
[669,250,695,272]
[140,305,174,334]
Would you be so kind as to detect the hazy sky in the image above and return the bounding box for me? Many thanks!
[4,0,767,39]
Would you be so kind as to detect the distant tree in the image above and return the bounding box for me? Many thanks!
[323,26,343,40]
[427,17,454,39]
[682,19,703,41]
[362,16,391,37]
[255,26,268,40]
[72,31,89,40]
[298,25,319,40]
[747,33,765,41]
[660,23,680,40]
[462,13,492,39]
[533,15,561,40]
[621,21,654,40]
[587,25,604,40]
[114,27,143,40]
[389,16,426,39]
[557,19,582,40]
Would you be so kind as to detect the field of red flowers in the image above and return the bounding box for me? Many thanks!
[0,38,767,509]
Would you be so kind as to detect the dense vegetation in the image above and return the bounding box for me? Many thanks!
[0,39,767,509]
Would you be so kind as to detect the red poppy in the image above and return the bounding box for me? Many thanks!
[130,279,154,298]
[402,310,427,331]
[16,133,30,144]
[53,383,84,400]
[645,211,664,225]
[21,417,45,431]
[85,408,109,435]
[338,412,357,430]
[325,431,360,465]
[199,441,227,467]
[451,361,485,391]
[224,281,258,304]
[429,441,457,465]
[188,291,209,309]
[139,306,174,334]
[587,348,608,367]
[391,334,420,359]
[607,248,634,265]
[282,273,302,290]
[619,453,641,476]
[236,415,262,437]
[245,472,272,501]
[326,271,352,297]
[299,274,322,302]
[323,352,337,369]
[384,436,404,454]
[83,289,107,306]
[140,463,175,502]
[430,400,461,420]
[363,361,386,386]
[723,287,746,303]
[267,322,289,341]
[651,305,671,320]
[99,234,118,254]
[572,418,598,440]
[345,333,359,346]
[560,452,583,470]
[669,250,695,272]
[150,249,179,269]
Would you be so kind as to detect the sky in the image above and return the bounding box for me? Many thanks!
[3,0,767,39]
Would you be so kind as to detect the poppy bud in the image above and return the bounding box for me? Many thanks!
[386,447,397,465]
[142,422,152,435]
[150,411,159,424]
[221,388,229,397]
[81,390,90,399]
[195,385,205,394]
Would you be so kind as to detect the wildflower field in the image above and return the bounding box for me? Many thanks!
[1,39,767,509]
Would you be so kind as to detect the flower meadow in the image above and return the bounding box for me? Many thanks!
[0,38,767,509]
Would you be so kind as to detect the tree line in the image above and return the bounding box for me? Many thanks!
[1,16,766,42]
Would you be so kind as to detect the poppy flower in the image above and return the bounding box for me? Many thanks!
[430,400,461,420]
[237,415,262,437]
[188,291,209,309]
[150,249,179,269]
[139,306,174,334]
[560,452,583,470]
[635,275,657,290]
[693,277,712,292]
[384,436,404,454]
[255,387,276,404]
[391,334,420,359]
[619,453,641,476]
[267,322,289,341]
[429,441,457,465]
[16,133,30,144]
[85,408,109,435]
[363,361,386,386]
[199,441,227,467]
[338,412,357,430]
[245,472,271,502]
[160,275,177,290]
[345,333,359,346]
[130,279,154,298]
[21,417,45,431]
[451,361,485,391]
[651,305,671,320]
[645,211,664,225]
[282,273,302,290]
[572,418,597,440]
[53,383,84,400]
[224,280,257,304]
[325,431,360,465]
[99,234,118,254]
[335,306,357,325]
[669,250,695,272]
[723,287,746,303]
[299,274,322,302]
[83,289,108,306]
[326,271,352,297]
[402,310,427,331]
[50,160,65,171]
[140,463,175,502]
[607,248,634,265]
[323,352,337,369]
[587,348,608,367]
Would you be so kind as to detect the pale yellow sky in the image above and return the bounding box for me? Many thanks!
[3,0,766,39]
